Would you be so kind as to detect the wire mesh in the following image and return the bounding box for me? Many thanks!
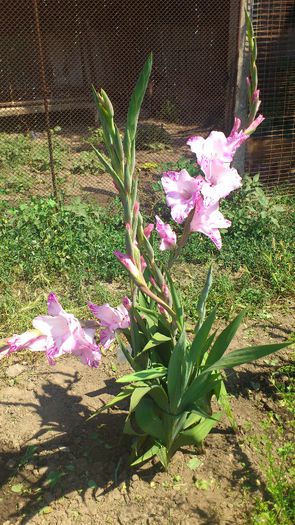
[0,0,241,205]
[0,0,293,204]
[245,0,295,192]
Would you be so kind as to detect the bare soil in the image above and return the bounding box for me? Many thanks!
[0,307,294,525]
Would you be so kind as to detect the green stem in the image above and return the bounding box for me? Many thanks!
[167,209,194,271]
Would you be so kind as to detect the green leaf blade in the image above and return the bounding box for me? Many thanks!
[116,367,167,383]
[126,54,153,142]
[205,342,291,373]
[204,311,245,369]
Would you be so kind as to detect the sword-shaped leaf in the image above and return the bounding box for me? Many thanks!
[204,311,245,368]
[116,366,167,383]
[204,342,290,373]
[125,54,153,143]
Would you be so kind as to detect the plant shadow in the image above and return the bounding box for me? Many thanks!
[0,371,159,524]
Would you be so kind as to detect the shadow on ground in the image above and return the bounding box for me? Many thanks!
[0,365,274,524]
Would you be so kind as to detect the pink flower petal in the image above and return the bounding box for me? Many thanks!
[190,197,231,250]
[47,292,64,316]
[155,216,177,251]
[6,294,101,367]
[88,301,130,350]
[161,169,202,223]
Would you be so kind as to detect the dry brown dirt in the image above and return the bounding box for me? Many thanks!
[0,308,294,525]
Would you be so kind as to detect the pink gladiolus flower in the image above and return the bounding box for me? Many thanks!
[188,114,264,172]
[158,305,166,315]
[88,302,130,350]
[155,216,177,251]
[6,293,101,367]
[252,88,260,102]
[144,223,154,239]
[190,196,231,250]
[200,165,242,206]
[7,331,47,354]
[150,276,157,288]
[187,131,242,204]
[161,170,203,223]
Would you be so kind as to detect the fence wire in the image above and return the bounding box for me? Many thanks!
[245,0,295,191]
[0,0,293,205]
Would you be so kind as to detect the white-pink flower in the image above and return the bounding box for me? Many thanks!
[161,169,203,224]
[190,196,231,250]
[88,301,130,350]
[6,293,101,367]
[199,164,242,206]
[155,216,177,251]
[187,131,242,204]
[187,115,264,202]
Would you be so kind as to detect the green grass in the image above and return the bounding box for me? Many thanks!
[0,197,125,336]
[0,176,294,335]
[248,358,295,524]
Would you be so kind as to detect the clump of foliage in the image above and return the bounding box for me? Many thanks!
[136,123,172,150]
[159,99,179,122]
[86,127,104,147]
[0,127,68,177]
[70,150,105,175]
[0,133,32,169]
[0,197,124,284]
[248,358,295,525]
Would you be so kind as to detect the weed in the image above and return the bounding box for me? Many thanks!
[0,133,31,168]
[159,99,179,122]
[86,127,104,147]
[70,151,105,175]
[30,129,69,173]
[248,359,295,524]
[136,123,171,151]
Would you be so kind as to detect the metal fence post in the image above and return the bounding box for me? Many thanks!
[32,0,58,200]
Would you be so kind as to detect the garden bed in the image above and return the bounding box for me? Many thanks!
[0,307,294,525]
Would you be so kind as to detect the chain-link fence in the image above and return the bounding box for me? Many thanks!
[0,0,294,205]
[245,0,295,189]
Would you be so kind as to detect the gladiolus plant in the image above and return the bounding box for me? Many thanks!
[0,12,290,469]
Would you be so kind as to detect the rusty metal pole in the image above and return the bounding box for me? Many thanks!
[32,0,58,199]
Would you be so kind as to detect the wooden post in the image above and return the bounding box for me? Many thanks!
[233,0,253,175]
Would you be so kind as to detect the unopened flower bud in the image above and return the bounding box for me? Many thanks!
[144,223,154,239]
[162,283,169,298]
[122,296,132,310]
[134,202,140,217]
[150,277,157,288]
[140,256,147,272]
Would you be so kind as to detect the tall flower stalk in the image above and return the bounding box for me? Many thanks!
[0,12,290,469]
